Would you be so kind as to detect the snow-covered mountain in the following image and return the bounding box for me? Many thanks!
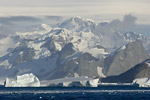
[59,16,96,33]
[95,20,150,52]
[59,16,150,53]
[0,20,107,82]
[0,16,149,83]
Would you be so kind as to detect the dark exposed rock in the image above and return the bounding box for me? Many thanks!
[50,43,100,79]
[99,40,149,76]
[101,58,150,83]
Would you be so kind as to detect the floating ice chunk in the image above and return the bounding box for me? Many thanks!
[87,79,99,87]
[5,73,40,87]
[133,78,150,87]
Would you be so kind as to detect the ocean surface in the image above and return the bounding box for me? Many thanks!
[0,85,150,100]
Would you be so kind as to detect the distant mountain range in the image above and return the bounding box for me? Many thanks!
[0,16,149,83]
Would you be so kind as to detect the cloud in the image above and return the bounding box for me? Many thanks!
[0,16,40,22]
[110,14,137,32]
[0,15,66,36]
[123,15,137,26]
[0,16,41,35]
[96,14,138,34]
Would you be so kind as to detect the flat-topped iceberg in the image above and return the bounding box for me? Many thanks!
[133,78,150,87]
[5,73,40,87]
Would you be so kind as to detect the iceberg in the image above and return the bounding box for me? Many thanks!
[87,79,99,87]
[133,78,150,87]
[5,73,40,87]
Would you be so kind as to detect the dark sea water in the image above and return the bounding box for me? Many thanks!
[0,85,150,100]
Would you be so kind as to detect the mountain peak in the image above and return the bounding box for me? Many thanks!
[71,16,82,21]
[70,16,95,23]
[59,16,96,32]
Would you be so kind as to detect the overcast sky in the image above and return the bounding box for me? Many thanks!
[0,0,150,24]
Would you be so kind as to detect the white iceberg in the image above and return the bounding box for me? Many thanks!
[87,79,99,87]
[133,78,150,87]
[5,73,40,87]
[61,80,88,87]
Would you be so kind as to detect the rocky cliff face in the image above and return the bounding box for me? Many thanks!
[99,40,149,76]
[101,58,150,83]
[50,43,102,79]
[50,39,149,80]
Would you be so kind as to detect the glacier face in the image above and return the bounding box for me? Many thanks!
[0,16,149,83]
